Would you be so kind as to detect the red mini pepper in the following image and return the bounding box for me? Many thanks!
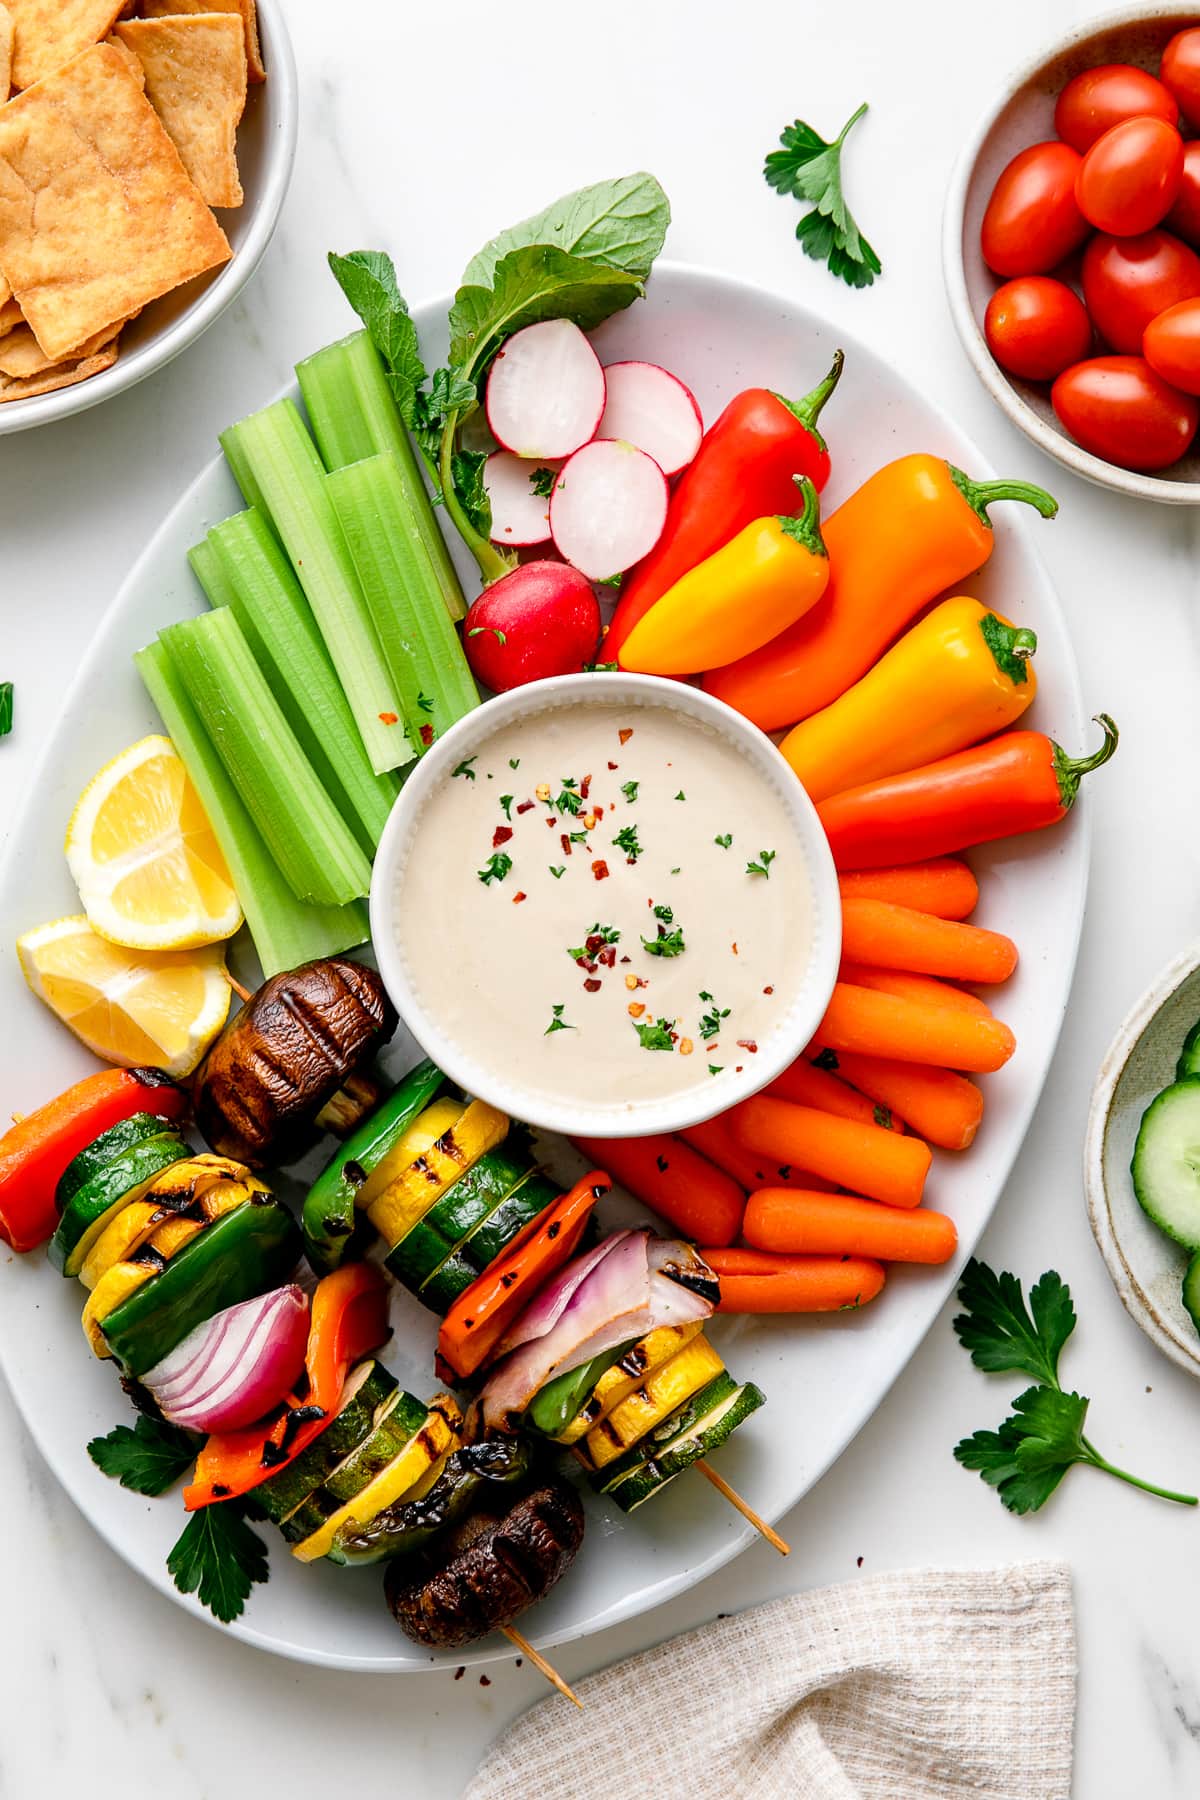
[603,353,843,663]
[0,1068,187,1254]
[818,715,1119,870]
[184,1262,391,1509]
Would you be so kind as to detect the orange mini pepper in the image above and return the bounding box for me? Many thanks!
[779,596,1039,803]
[703,456,1057,730]
[618,476,829,676]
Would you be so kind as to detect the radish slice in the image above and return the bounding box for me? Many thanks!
[486,320,605,459]
[483,452,559,546]
[598,361,703,477]
[550,439,669,580]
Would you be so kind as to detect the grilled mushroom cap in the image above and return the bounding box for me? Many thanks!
[194,957,397,1167]
[386,1479,585,1649]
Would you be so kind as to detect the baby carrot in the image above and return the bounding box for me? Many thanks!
[838,859,979,920]
[680,1118,837,1192]
[743,1188,958,1264]
[571,1133,744,1247]
[730,1095,932,1208]
[838,960,993,1019]
[817,982,1016,1073]
[767,1056,906,1133]
[704,1246,886,1312]
[823,1049,984,1151]
[840,897,1018,984]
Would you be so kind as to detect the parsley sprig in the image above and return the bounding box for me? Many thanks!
[555,778,583,816]
[764,103,881,289]
[613,823,641,861]
[633,1015,676,1051]
[746,848,776,878]
[952,1260,1196,1514]
[166,1503,271,1625]
[478,851,513,885]
[545,1002,576,1035]
[87,1416,198,1495]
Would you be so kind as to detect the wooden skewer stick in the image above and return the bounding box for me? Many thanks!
[502,1625,583,1708]
[223,971,253,1004]
[697,1459,790,1555]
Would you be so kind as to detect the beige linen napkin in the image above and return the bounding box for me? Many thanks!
[465,1561,1075,1800]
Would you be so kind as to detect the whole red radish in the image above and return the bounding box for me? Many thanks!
[984,277,1092,381]
[980,143,1090,276]
[1144,297,1200,394]
[1161,28,1200,130]
[1052,355,1199,470]
[1075,116,1183,236]
[463,563,601,693]
[1082,229,1200,350]
[1055,62,1179,153]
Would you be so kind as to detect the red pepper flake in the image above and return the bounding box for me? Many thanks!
[736,1065,744,1074]
[592,860,610,881]
[454,1668,465,1681]
[593,804,604,820]
[731,942,739,955]
[419,723,434,748]
[619,954,631,964]
[546,815,557,827]
[378,710,399,725]
[618,728,634,745]
[516,800,535,815]
[737,1038,758,1054]
[580,774,592,800]
[763,984,774,995]
[583,977,602,993]
[607,760,619,770]
[598,946,617,969]
[560,833,573,857]
[512,891,527,904]
[492,825,513,848]
[479,1676,491,1688]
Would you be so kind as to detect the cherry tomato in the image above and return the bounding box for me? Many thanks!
[1054,62,1179,153]
[1165,140,1200,246]
[1143,297,1200,395]
[1160,28,1200,131]
[1075,116,1183,236]
[1052,355,1199,470]
[984,277,1093,381]
[462,561,600,693]
[981,143,1090,277]
[1082,229,1200,350]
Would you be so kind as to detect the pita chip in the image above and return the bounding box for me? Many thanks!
[7,0,126,91]
[139,0,263,83]
[0,45,230,361]
[0,4,12,100]
[0,335,119,402]
[114,15,246,208]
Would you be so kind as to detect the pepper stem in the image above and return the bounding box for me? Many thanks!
[1052,714,1119,811]
[979,613,1037,684]
[948,464,1059,528]
[772,348,845,453]
[777,475,828,557]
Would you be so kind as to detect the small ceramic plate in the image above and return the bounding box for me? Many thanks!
[1086,942,1200,1374]
[943,4,1200,505]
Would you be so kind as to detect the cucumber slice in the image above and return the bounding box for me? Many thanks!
[56,1113,179,1209]
[49,1133,189,1278]
[1178,1023,1200,1081]
[461,1169,560,1270]
[255,1360,397,1525]
[591,1370,739,1494]
[602,1379,766,1513]
[1132,1078,1200,1249]
[280,1389,429,1542]
[1183,1254,1200,1338]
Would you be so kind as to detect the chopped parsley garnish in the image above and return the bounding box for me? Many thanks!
[714,833,732,849]
[674,790,686,801]
[417,692,435,714]
[596,576,622,590]
[700,995,731,1040]
[509,758,520,770]
[545,1003,576,1036]
[620,780,639,803]
[467,625,507,645]
[612,823,642,861]
[671,866,681,875]
[633,1015,676,1051]
[478,851,513,885]
[568,829,588,845]
[529,466,557,498]
[568,922,621,962]
[499,794,514,820]
[555,778,584,816]
[874,1105,894,1130]
[550,865,565,879]
[642,925,685,958]
[166,1501,270,1625]
[654,903,674,922]
[746,848,777,878]
[708,1064,723,1076]
[87,1415,198,1495]
[452,756,478,780]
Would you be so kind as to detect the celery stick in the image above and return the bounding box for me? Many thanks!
[135,642,368,977]
[297,330,466,621]
[160,610,373,908]
[219,399,414,774]
[203,509,400,857]
[327,453,480,754]
[188,539,239,611]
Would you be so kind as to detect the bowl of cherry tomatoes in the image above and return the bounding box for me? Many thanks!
[945,5,1200,502]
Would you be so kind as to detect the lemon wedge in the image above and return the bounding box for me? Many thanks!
[66,735,242,950]
[17,916,231,1078]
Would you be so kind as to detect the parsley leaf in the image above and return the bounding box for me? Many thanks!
[654,903,673,922]
[700,997,730,1040]
[478,852,513,885]
[714,833,732,849]
[746,848,776,878]
[452,756,477,780]
[166,1503,270,1625]
[499,794,514,820]
[545,1002,576,1035]
[953,1259,1075,1389]
[550,865,565,879]
[555,778,583,816]
[0,682,12,740]
[642,924,685,958]
[613,823,641,861]
[621,780,639,803]
[633,1015,676,1051]
[529,466,557,498]
[568,922,621,961]
[708,1064,723,1076]
[87,1416,198,1496]
[764,104,882,289]
[417,692,435,714]
[509,757,520,770]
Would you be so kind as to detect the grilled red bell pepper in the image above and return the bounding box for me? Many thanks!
[0,1068,187,1254]
[184,1262,391,1509]
[606,352,842,664]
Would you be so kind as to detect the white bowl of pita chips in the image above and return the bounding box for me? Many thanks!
[0,0,296,433]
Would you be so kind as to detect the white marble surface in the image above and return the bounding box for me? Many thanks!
[4,0,1200,1792]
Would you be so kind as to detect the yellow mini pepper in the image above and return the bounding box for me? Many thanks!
[617,476,830,676]
[780,595,1038,803]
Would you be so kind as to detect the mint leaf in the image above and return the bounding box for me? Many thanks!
[461,173,670,289]
[327,250,427,423]
[87,1416,198,1496]
[167,1503,270,1625]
